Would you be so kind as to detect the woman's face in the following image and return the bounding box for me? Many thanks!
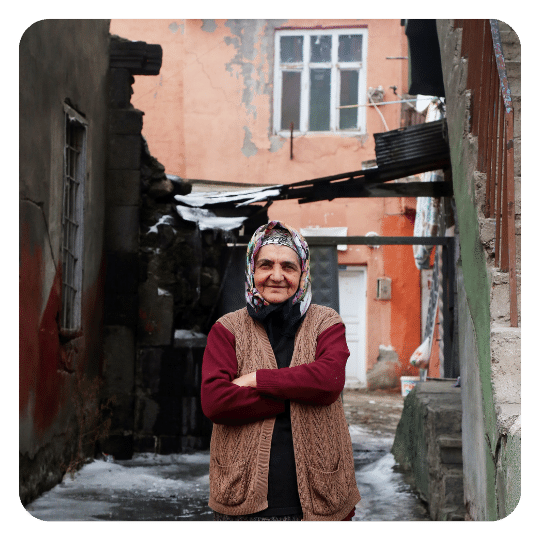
[254,244,302,304]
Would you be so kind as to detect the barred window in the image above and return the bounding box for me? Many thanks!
[61,104,86,332]
[273,28,368,135]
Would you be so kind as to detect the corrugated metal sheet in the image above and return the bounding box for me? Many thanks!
[374,118,450,179]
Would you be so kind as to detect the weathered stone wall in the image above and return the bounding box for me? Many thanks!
[101,34,247,458]
[133,142,221,453]
[101,37,164,460]
[19,20,111,505]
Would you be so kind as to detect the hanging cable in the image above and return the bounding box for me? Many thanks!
[367,87,390,131]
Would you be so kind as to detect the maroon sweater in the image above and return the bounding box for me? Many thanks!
[200,321,350,424]
[201,305,360,521]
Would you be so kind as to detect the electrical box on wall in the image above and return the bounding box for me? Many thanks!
[376,277,392,300]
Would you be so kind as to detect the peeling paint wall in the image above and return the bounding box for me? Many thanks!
[110,18,423,380]
[19,20,110,505]
[438,19,496,517]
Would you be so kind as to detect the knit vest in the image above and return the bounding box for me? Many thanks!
[208,304,361,521]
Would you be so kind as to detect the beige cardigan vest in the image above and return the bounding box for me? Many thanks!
[208,304,361,521]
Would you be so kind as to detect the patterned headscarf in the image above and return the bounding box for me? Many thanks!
[245,220,312,317]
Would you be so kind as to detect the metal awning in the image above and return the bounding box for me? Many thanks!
[279,118,451,203]
[174,119,452,230]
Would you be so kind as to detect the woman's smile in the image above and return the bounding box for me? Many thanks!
[254,244,302,304]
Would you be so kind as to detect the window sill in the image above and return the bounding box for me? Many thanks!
[275,130,367,138]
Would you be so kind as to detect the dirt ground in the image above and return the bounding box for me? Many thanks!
[342,388,405,436]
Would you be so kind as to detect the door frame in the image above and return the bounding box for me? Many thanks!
[338,265,367,388]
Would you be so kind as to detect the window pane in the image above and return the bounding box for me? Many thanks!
[281,71,301,130]
[340,70,359,129]
[309,68,330,131]
[338,34,363,62]
[280,36,303,63]
[310,35,331,62]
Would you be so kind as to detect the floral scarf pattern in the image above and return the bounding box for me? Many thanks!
[245,221,311,316]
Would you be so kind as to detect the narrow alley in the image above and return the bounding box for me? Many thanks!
[20,18,521,524]
[25,389,429,521]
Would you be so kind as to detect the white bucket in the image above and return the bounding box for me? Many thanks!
[400,376,420,397]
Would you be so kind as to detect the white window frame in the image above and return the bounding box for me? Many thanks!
[61,103,87,333]
[273,27,368,136]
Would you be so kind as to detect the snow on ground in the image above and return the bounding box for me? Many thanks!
[23,427,429,522]
[25,452,212,522]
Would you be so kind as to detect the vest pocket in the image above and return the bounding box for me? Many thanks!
[307,458,348,516]
[210,457,249,507]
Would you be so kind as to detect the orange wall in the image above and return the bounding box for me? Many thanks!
[110,19,423,380]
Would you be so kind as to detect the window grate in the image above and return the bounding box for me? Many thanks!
[61,104,86,332]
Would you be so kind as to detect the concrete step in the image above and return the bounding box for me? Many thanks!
[499,29,521,62]
[437,435,463,465]
[515,175,521,213]
[489,268,520,326]
[513,100,521,177]
[490,324,521,433]
[499,21,521,61]
[505,60,521,98]
[478,216,496,255]
[498,21,513,32]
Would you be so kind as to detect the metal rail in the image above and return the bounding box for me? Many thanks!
[454,19,518,326]
[237,235,454,246]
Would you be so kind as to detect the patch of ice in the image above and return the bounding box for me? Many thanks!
[174,329,206,340]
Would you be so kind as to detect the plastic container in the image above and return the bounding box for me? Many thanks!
[400,376,420,397]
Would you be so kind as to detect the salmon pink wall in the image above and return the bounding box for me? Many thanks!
[111,19,409,183]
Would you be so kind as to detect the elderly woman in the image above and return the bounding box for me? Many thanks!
[201,221,361,521]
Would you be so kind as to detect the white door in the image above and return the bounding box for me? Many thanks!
[338,267,367,387]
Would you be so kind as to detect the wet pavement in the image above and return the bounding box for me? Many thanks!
[25,390,429,521]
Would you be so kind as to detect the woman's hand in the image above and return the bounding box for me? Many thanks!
[232,371,257,388]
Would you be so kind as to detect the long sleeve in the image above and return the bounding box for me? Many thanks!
[200,322,286,425]
[255,323,349,406]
